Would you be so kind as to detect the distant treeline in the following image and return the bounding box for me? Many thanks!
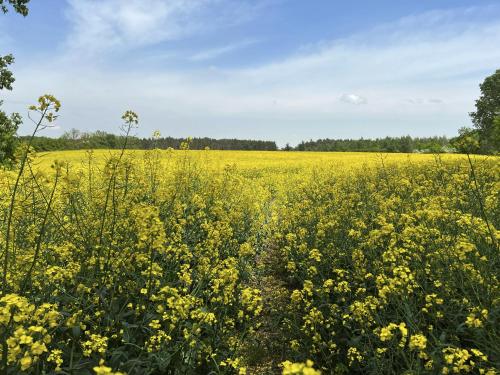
[292,136,453,153]
[21,130,278,151]
[20,130,456,153]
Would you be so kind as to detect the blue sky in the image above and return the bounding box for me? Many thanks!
[1,0,500,145]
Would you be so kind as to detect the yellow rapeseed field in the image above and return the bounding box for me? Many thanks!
[1,121,499,373]
[31,148,470,173]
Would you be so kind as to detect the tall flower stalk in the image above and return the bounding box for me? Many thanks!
[1,95,60,296]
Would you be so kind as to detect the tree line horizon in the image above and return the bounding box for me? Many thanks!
[21,131,455,153]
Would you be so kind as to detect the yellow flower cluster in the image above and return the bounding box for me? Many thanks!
[0,294,59,371]
[82,334,108,357]
[378,322,408,348]
[93,359,126,375]
[239,287,263,320]
[282,359,321,374]
[47,349,63,372]
[408,333,427,351]
[441,347,492,374]
[465,308,489,328]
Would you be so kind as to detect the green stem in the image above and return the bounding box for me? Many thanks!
[466,153,497,250]
[1,108,47,296]
[19,167,59,293]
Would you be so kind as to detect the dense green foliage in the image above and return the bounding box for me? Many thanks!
[0,107,21,165]
[0,54,19,167]
[454,70,500,154]
[294,136,451,153]
[0,54,15,91]
[22,131,278,151]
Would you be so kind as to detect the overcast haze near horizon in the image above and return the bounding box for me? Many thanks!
[1,0,500,146]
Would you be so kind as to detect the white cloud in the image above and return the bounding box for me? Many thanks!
[340,94,367,105]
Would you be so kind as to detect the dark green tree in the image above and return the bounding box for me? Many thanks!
[451,127,481,154]
[492,116,500,151]
[0,54,15,90]
[1,0,29,15]
[0,0,29,165]
[0,106,21,164]
[469,69,500,153]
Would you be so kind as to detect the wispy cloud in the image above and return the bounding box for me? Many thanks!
[65,0,212,55]
[64,0,269,57]
[190,39,259,62]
